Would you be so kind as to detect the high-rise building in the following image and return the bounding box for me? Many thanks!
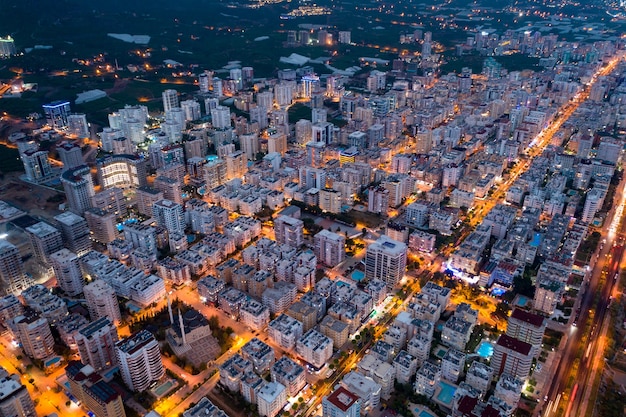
[83,280,122,325]
[84,208,118,244]
[42,100,71,130]
[13,311,55,360]
[0,36,16,57]
[322,386,361,417]
[96,155,147,190]
[367,186,389,215]
[67,114,90,138]
[180,100,202,121]
[26,221,63,267]
[123,224,157,256]
[211,106,231,129]
[274,215,304,248]
[50,249,84,296]
[21,149,53,183]
[162,89,179,113]
[490,334,533,380]
[581,188,604,224]
[230,68,243,90]
[57,141,84,172]
[314,230,345,267]
[75,317,119,371]
[54,211,92,256]
[0,241,29,295]
[115,330,164,392]
[61,165,95,215]
[506,309,546,357]
[240,133,259,160]
[0,370,36,417]
[301,74,320,98]
[152,199,185,234]
[91,187,127,218]
[198,72,210,93]
[365,236,407,289]
[66,361,126,417]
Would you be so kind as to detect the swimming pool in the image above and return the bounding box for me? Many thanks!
[417,410,436,417]
[516,295,530,307]
[436,381,456,405]
[351,270,365,281]
[477,341,494,358]
[152,379,177,398]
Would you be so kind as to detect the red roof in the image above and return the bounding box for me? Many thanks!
[496,334,532,355]
[510,308,545,328]
[456,395,503,417]
[326,386,359,412]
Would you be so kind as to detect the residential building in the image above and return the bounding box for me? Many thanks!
[441,316,473,351]
[54,211,91,256]
[240,299,271,331]
[340,372,381,415]
[0,241,29,295]
[21,149,54,183]
[13,311,55,360]
[319,315,350,348]
[115,330,164,392]
[465,362,494,397]
[393,350,418,384]
[493,374,523,409]
[314,230,345,267]
[287,302,318,332]
[66,361,126,417]
[84,208,118,244]
[271,356,306,397]
[0,370,36,417]
[50,249,84,296]
[365,236,407,289]
[322,386,361,417]
[257,382,287,417]
[441,348,466,383]
[274,215,304,248]
[296,329,333,369]
[152,199,185,234]
[219,354,252,392]
[490,334,533,380]
[262,281,297,314]
[414,361,441,398]
[197,276,225,304]
[182,397,228,417]
[75,317,119,371]
[43,100,71,130]
[83,280,122,325]
[61,166,95,215]
[241,338,275,374]
[26,221,63,267]
[357,353,395,399]
[506,308,546,357]
[268,314,303,350]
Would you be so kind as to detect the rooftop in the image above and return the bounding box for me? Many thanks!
[326,386,359,412]
[496,334,532,356]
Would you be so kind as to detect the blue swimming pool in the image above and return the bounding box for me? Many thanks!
[351,270,365,281]
[477,341,494,358]
[437,381,456,405]
[417,410,436,417]
[517,295,529,307]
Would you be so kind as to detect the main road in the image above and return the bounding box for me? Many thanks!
[537,54,626,417]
